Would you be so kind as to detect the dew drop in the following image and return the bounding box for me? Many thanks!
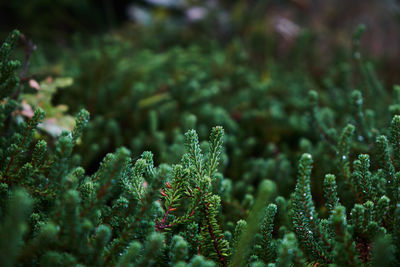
[304,153,312,159]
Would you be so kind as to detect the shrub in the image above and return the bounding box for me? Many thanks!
[2,25,400,266]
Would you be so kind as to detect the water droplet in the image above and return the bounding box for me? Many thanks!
[310,216,313,220]
[303,193,307,197]
[308,230,313,234]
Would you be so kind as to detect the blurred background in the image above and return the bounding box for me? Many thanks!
[1,0,400,203]
[1,0,400,79]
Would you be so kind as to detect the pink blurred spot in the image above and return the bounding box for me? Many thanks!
[272,16,301,41]
[20,101,35,118]
[29,79,40,90]
[186,7,208,22]
[38,118,63,137]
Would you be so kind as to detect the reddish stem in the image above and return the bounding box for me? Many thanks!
[202,207,227,267]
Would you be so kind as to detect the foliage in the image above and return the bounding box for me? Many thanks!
[1,11,400,266]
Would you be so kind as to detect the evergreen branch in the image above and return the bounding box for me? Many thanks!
[338,124,362,202]
[80,148,130,217]
[103,204,149,265]
[376,195,390,226]
[331,206,361,266]
[71,109,89,144]
[390,115,400,171]
[351,154,373,202]
[232,220,247,255]
[308,90,337,148]
[3,109,44,180]
[260,203,277,263]
[323,174,339,214]
[207,126,224,179]
[276,232,305,267]
[292,154,333,263]
[200,195,229,267]
[231,180,277,267]
[185,129,204,182]
[376,135,396,201]
[351,91,373,144]
[0,30,21,100]
[0,189,32,267]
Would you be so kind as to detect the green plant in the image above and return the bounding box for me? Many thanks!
[2,19,400,266]
[1,31,236,266]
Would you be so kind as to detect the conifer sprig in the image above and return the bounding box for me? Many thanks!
[260,203,277,263]
[323,174,339,213]
[156,126,229,265]
[0,30,20,100]
[308,90,337,148]
[292,154,333,263]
